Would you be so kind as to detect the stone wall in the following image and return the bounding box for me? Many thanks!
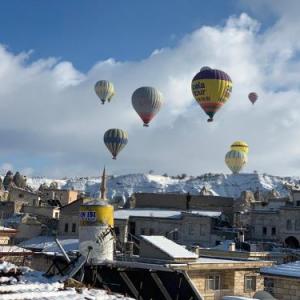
[266,276,300,300]
[188,269,263,300]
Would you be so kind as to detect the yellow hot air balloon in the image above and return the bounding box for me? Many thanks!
[225,150,247,174]
[191,67,232,122]
[95,80,115,104]
[230,141,249,154]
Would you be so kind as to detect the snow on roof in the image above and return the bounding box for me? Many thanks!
[209,240,236,251]
[0,245,31,254]
[0,226,16,232]
[0,262,134,300]
[0,261,18,272]
[222,297,259,300]
[19,236,78,253]
[42,239,79,253]
[114,208,221,220]
[261,260,300,278]
[140,235,198,259]
[196,257,246,264]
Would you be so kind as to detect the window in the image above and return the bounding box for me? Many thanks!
[71,223,76,233]
[296,201,300,207]
[244,276,256,292]
[295,220,300,231]
[19,194,24,198]
[264,278,274,294]
[206,275,220,290]
[149,228,154,235]
[140,228,145,235]
[271,227,276,235]
[64,223,69,233]
[54,212,59,219]
[114,226,120,236]
[287,219,292,230]
[262,227,267,236]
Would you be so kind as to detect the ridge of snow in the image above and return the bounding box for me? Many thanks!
[22,173,300,202]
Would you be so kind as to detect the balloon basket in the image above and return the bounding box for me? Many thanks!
[112,157,116,160]
[207,118,213,122]
[143,123,149,127]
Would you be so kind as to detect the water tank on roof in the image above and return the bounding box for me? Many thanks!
[79,199,114,263]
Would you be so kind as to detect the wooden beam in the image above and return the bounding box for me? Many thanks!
[150,272,172,300]
[120,271,143,300]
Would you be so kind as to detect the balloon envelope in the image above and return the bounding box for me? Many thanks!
[191,67,232,122]
[225,150,247,174]
[104,129,128,159]
[230,141,249,154]
[248,92,258,104]
[132,86,163,127]
[95,80,115,104]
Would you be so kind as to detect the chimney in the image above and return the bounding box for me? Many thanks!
[228,242,236,251]
[238,230,245,243]
[186,192,191,210]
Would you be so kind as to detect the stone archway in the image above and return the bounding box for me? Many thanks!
[285,236,300,248]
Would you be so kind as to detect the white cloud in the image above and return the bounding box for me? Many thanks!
[0,8,300,177]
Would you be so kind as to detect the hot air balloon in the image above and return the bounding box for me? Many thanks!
[230,141,249,154]
[191,67,232,122]
[248,92,258,105]
[132,87,163,127]
[104,129,128,159]
[225,150,248,174]
[95,80,115,104]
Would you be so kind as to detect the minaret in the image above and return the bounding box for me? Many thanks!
[100,167,107,200]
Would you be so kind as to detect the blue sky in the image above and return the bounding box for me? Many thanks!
[0,0,258,71]
[0,1,300,178]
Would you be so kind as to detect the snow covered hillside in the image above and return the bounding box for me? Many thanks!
[25,173,300,201]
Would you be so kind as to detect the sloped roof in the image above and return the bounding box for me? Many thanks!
[261,260,300,278]
[140,235,198,259]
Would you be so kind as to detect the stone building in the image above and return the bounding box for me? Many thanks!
[236,190,300,248]
[40,188,79,207]
[130,193,235,223]
[16,214,44,242]
[8,187,40,212]
[261,260,300,300]
[117,235,273,300]
[22,205,60,220]
[114,208,228,247]
[58,198,84,237]
[0,226,17,245]
[0,201,14,219]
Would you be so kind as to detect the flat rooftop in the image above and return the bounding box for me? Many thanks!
[114,208,221,220]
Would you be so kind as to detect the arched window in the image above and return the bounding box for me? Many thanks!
[287,220,292,230]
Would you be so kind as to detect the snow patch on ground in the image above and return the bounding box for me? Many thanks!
[0,261,133,299]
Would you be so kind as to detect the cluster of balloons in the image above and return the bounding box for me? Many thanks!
[95,81,163,159]
[225,141,249,174]
[96,66,257,173]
